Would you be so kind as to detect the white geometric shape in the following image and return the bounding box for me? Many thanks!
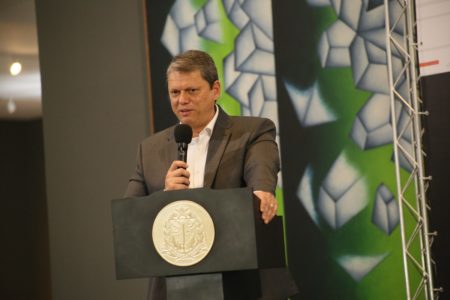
[247,75,277,117]
[195,0,224,43]
[161,0,201,56]
[372,184,399,235]
[330,0,343,15]
[161,15,180,56]
[317,152,368,229]
[357,0,384,33]
[179,26,202,53]
[337,253,388,281]
[307,0,331,7]
[350,93,393,149]
[357,0,403,56]
[350,36,389,94]
[397,136,415,173]
[242,0,273,39]
[170,0,197,28]
[297,165,320,225]
[396,103,413,144]
[223,53,241,90]
[284,81,337,127]
[235,23,274,75]
[223,0,249,29]
[241,105,252,116]
[260,101,279,129]
[261,75,277,101]
[319,20,356,68]
[338,0,363,31]
[248,77,266,116]
[225,71,258,108]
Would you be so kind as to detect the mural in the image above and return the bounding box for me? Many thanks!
[145,0,422,298]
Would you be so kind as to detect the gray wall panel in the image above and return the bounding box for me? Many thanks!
[35,0,151,299]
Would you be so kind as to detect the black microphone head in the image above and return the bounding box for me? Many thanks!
[174,124,193,144]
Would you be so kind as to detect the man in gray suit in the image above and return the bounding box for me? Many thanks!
[125,50,293,299]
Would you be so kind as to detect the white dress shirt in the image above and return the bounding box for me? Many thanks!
[186,106,219,188]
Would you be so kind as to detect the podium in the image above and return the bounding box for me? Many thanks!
[111,187,297,299]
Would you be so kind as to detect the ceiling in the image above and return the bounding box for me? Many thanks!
[0,0,42,120]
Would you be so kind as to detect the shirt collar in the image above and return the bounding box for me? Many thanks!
[203,104,219,137]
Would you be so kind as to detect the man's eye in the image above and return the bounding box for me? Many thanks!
[188,89,199,94]
[170,90,180,96]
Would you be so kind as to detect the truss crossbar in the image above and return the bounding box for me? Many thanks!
[384,0,439,299]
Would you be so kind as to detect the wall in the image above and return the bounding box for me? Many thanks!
[35,0,151,299]
[421,72,450,293]
[0,120,50,300]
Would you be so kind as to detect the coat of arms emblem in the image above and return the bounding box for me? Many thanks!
[152,200,215,266]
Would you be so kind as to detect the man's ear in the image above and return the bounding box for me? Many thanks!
[213,80,221,99]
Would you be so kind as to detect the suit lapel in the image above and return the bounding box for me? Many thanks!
[203,109,231,188]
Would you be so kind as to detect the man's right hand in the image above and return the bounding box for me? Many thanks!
[164,160,190,191]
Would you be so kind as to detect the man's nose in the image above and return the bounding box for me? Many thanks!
[179,91,190,104]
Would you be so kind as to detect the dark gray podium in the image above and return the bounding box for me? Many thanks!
[111,187,297,299]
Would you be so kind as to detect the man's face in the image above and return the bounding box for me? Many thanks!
[168,70,220,134]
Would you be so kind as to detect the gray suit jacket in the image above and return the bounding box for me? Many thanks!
[125,107,280,197]
[124,108,297,299]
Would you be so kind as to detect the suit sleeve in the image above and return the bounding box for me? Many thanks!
[243,118,280,194]
[124,143,149,197]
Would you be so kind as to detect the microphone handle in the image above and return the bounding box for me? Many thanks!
[177,143,188,162]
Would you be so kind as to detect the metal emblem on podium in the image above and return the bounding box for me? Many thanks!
[152,200,215,267]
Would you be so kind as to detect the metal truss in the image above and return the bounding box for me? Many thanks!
[384,0,441,299]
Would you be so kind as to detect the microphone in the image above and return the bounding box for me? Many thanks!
[174,124,193,162]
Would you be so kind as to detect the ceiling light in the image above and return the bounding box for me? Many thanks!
[10,62,22,76]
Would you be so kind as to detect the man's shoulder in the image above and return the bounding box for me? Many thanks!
[228,115,275,128]
[140,126,174,147]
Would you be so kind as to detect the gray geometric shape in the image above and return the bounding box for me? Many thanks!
[284,81,337,127]
[357,0,404,57]
[395,99,413,144]
[235,23,274,75]
[170,0,197,28]
[367,0,384,10]
[297,165,320,225]
[261,75,277,101]
[336,253,388,281]
[388,0,405,36]
[180,26,203,53]
[307,0,331,7]
[224,51,258,107]
[259,100,279,128]
[223,0,249,29]
[319,20,356,68]
[248,75,277,117]
[372,184,399,235]
[161,0,201,56]
[317,152,368,229]
[393,99,415,172]
[396,136,415,173]
[357,0,385,33]
[161,15,180,56]
[248,77,266,116]
[338,0,363,31]
[195,0,224,43]
[223,53,241,90]
[350,36,389,94]
[350,93,393,150]
[242,0,273,39]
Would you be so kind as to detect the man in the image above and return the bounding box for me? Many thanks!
[125,50,279,222]
[125,50,295,299]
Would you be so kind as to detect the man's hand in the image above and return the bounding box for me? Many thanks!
[164,160,190,191]
[253,190,278,224]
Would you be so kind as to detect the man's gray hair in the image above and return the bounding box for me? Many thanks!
[166,50,219,88]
